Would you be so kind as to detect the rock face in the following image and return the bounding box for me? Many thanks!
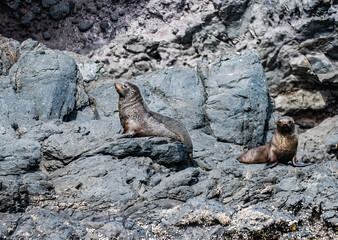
[89,0,338,129]
[1,0,337,129]
[198,52,269,147]
[9,47,77,121]
[0,36,337,239]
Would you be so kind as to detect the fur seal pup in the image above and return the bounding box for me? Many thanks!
[238,116,310,169]
[114,81,193,165]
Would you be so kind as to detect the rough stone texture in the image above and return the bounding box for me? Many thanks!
[275,89,327,113]
[198,51,269,147]
[0,36,337,239]
[1,0,337,128]
[0,0,149,54]
[0,35,20,76]
[133,67,206,131]
[297,115,338,163]
[89,0,338,128]
[9,44,78,121]
[49,2,70,20]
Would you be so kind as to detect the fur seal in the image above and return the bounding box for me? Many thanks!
[114,81,193,165]
[238,116,310,169]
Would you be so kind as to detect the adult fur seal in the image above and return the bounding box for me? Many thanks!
[114,81,193,165]
[238,116,310,169]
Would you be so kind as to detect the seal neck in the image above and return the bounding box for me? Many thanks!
[119,93,150,112]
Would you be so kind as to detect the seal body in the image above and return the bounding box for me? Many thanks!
[114,81,193,164]
[238,116,310,168]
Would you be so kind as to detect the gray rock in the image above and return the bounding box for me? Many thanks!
[32,7,41,14]
[19,120,63,142]
[49,2,70,20]
[78,21,94,32]
[19,38,44,54]
[124,43,146,54]
[133,67,206,131]
[306,53,338,84]
[8,209,87,239]
[0,132,51,214]
[303,0,331,15]
[297,115,338,163]
[214,0,250,24]
[274,90,326,114]
[42,0,58,8]
[21,11,35,25]
[141,168,200,201]
[85,78,120,121]
[90,0,337,127]
[198,51,270,148]
[2,0,20,10]
[100,21,109,32]
[0,137,41,175]
[0,75,38,126]
[41,120,191,171]
[230,206,297,237]
[9,49,78,121]
[163,196,233,226]
[0,34,337,239]
[42,31,51,40]
[0,35,20,76]
[110,13,119,22]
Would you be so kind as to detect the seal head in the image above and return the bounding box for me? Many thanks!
[276,116,295,135]
[115,82,141,100]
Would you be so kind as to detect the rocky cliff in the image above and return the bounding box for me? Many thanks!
[0,0,337,239]
[1,0,337,129]
[0,35,337,239]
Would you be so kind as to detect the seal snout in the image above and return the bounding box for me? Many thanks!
[114,82,121,91]
[277,117,294,128]
[280,120,291,127]
[114,82,125,95]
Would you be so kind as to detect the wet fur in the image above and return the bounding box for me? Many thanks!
[115,81,193,162]
[238,116,310,168]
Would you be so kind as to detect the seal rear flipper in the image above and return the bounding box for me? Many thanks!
[264,161,278,169]
[292,162,311,167]
[291,156,311,167]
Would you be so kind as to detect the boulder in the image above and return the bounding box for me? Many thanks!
[9,49,77,121]
[297,115,338,163]
[49,2,70,20]
[198,51,270,148]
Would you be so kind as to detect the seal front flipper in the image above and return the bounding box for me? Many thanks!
[122,128,136,137]
[265,147,278,169]
[291,156,311,167]
[122,120,139,136]
[121,125,137,137]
